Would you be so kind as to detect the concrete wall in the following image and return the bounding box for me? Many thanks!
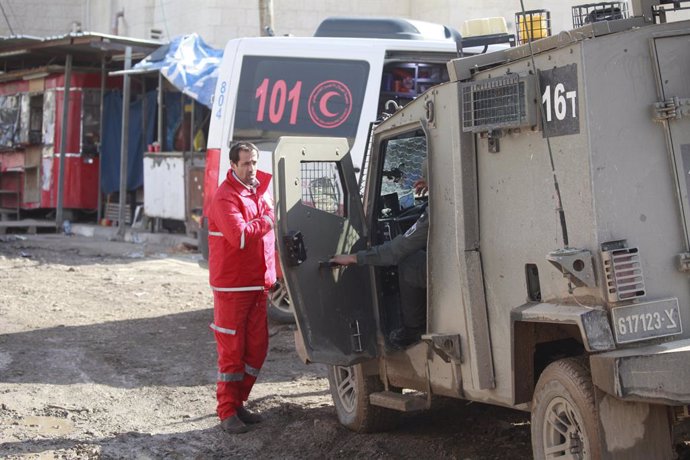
[0,0,83,37]
[0,0,680,49]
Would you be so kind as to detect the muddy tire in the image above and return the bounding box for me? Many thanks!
[531,357,601,460]
[327,364,398,433]
[266,279,295,324]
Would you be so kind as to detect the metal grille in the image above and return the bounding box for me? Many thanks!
[653,1,690,24]
[515,9,551,45]
[300,162,345,217]
[461,74,534,133]
[572,2,629,29]
[602,247,646,302]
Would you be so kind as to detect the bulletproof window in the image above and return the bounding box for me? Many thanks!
[379,132,427,217]
[300,161,346,217]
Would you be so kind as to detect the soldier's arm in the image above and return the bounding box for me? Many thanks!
[329,210,429,267]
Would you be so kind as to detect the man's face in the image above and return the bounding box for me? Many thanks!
[231,148,258,185]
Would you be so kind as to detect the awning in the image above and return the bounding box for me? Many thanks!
[0,32,163,72]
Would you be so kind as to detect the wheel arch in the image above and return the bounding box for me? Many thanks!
[511,302,616,406]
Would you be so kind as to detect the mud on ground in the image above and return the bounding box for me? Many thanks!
[0,233,532,459]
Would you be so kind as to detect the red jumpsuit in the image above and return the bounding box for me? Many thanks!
[208,169,276,421]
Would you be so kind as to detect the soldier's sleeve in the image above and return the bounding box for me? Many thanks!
[356,211,429,266]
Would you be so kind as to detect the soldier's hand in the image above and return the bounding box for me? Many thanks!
[329,254,357,266]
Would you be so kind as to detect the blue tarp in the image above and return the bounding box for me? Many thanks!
[101,91,157,193]
[132,33,222,108]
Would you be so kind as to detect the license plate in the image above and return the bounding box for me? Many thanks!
[611,298,683,344]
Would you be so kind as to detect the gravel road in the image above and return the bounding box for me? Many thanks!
[0,233,533,459]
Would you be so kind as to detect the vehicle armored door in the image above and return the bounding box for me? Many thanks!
[273,136,377,366]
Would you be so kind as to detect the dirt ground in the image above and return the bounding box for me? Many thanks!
[0,232,534,459]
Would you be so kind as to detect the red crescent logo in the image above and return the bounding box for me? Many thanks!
[319,91,340,117]
[308,80,353,129]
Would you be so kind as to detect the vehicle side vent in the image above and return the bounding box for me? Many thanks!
[460,73,537,133]
[601,242,646,302]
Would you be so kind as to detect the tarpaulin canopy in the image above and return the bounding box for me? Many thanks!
[131,33,222,108]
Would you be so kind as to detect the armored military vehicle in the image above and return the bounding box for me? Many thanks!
[273,2,690,458]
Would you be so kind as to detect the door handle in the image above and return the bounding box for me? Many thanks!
[318,260,339,269]
[283,230,307,266]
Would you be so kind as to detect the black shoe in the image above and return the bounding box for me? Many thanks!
[236,406,263,424]
[220,414,249,434]
[388,327,423,349]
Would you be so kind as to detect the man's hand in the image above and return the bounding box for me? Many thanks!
[414,179,428,196]
[329,254,357,266]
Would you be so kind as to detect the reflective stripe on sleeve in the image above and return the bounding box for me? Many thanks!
[262,215,273,229]
[210,285,264,292]
[245,363,260,377]
[240,218,265,249]
[210,323,236,335]
[208,231,223,237]
[218,372,244,382]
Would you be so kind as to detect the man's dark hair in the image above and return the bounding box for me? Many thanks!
[229,142,259,165]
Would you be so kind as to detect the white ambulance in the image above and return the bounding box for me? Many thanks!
[202,17,513,321]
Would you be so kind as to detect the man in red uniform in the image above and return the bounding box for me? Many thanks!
[208,141,276,434]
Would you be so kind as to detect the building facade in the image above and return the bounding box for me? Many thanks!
[1,0,585,48]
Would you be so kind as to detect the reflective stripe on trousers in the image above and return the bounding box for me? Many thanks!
[217,364,261,382]
[218,372,243,382]
[210,285,264,292]
[244,363,260,377]
[210,323,236,335]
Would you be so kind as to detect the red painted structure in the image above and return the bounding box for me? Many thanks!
[0,72,120,212]
[0,32,162,218]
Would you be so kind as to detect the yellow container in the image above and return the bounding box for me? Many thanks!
[518,13,549,43]
[462,17,508,37]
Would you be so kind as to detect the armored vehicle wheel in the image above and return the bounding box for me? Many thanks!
[531,358,601,460]
[327,364,398,433]
[266,279,295,324]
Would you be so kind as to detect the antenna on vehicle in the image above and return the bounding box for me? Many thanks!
[519,0,570,248]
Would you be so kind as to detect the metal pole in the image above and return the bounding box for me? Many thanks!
[96,56,106,224]
[157,72,163,149]
[259,0,274,36]
[189,98,195,153]
[141,76,147,150]
[56,53,73,231]
[117,46,132,239]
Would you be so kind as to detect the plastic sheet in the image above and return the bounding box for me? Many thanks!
[132,34,222,108]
